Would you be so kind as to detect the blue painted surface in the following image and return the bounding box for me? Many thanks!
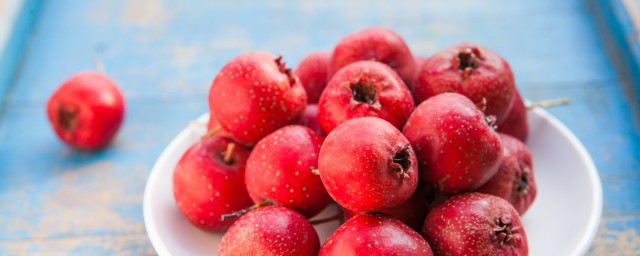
[0,0,41,105]
[0,0,639,254]
[590,0,640,111]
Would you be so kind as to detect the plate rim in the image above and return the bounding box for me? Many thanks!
[143,109,603,256]
[528,108,603,256]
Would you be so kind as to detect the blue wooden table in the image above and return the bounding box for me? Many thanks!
[1,0,639,254]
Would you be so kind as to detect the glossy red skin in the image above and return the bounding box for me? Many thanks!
[319,117,418,213]
[218,206,319,256]
[320,213,433,256]
[403,93,503,194]
[318,61,414,134]
[343,186,430,232]
[476,134,537,215]
[295,51,331,103]
[209,52,307,145]
[497,92,529,142]
[331,28,417,86]
[46,72,125,150]
[413,42,516,124]
[422,193,528,256]
[172,136,253,231]
[298,104,325,137]
[245,125,330,218]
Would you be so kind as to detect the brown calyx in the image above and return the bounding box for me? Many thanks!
[516,162,530,194]
[58,106,79,131]
[390,146,412,179]
[275,55,296,86]
[458,47,482,79]
[347,70,381,109]
[492,216,514,247]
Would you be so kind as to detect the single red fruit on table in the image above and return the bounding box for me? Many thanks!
[294,51,331,104]
[476,134,537,215]
[403,93,503,195]
[46,72,125,150]
[209,52,307,145]
[318,61,414,134]
[331,28,417,86]
[412,42,516,124]
[245,125,330,218]
[298,104,324,137]
[218,206,320,256]
[319,117,418,213]
[319,213,434,256]
[172,136,253,231]
[343,185,430,232]
[422,192,528,256]
[497,92,529,142]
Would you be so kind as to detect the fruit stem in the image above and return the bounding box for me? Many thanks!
[201,125,222,139]
[309,210,344,225]
[311,168,320,175]
[526,97,569,109]
[221,200,273,221]
[223,143,236,164]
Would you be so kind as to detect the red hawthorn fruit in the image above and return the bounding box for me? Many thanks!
[46,72,125,150]
[295,51,331,104]
[318,60,414,134]
[209,52,307,145]
[173,136,253,231]
[331,28,417,86]
[413,42,516,124]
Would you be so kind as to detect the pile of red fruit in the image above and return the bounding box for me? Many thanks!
[172,28,537,255]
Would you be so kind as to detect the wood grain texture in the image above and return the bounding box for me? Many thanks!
[0,0,639,255]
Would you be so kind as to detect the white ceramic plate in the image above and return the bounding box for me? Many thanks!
[143,108,603,256]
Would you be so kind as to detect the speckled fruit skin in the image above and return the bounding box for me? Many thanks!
[218,206,320,256]
[318,61,414,134]
[319,213,433,256]
[403,93,503,195]
[294,51,331,103]
[245,125,330,218]
[343,186,430,232]
[319,117,418,213]
[422,193,528,256]
[172,136,253,231]
[298,104,324,137]
[331,28,417,86]
[209,52,307,145]
[46,72,125,150]
[476,134,537,215]
[412,42,516,124]
[497,92,529,142]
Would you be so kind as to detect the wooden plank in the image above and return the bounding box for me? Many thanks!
[0,0,41,106]
[0,234,154,255]
[4,0,617,106]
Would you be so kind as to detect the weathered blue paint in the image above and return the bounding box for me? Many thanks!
[0,0,41,107]
[589,0,640,113]
[0,0,639,254]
